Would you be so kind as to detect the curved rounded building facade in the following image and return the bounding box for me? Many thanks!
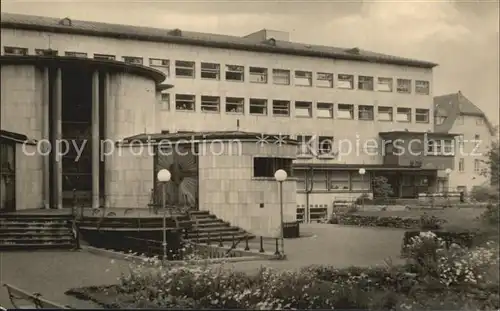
[0,55,167,211]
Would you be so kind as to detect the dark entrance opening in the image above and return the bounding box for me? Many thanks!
[61,68,93,206]
[0,140,16,212]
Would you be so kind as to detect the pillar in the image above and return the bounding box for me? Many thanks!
[52,67,63,209]
[104,73,112,208]
[91,71,100,209]
[42,67,50,209]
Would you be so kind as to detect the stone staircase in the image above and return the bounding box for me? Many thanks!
[0,213,77,251]
[188,211,255,244]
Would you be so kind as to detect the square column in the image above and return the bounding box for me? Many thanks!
[52,67,63,209]
[42,67,50,209]
[91,71,100,209]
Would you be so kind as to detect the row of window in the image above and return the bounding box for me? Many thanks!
[435,115,485,126]
[458,158,483,174]
[295,170,371,191]
[3,46,431,94]
[161,94,431,123]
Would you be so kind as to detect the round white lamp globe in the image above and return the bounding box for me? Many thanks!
[157,169,171,182]
[274,169,288,182]
[445,168,452,175]
[358,168,366,175]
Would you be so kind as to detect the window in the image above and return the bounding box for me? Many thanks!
[312,171,328,190]
[123,56,143,65]
[351,171,371,191]
[65,51,87,58]
[94,54,115,60]
[396,108,411,122]
[474,159,481,174]
[175,60,195,78]
[295,170,307,190]
[397,79,411,93]
[318,136,334,154]
[317,102,333,118]
[415,109,430,123]
[295,70,312,86]
[427,140,441,155]
[415,80,430,95]
[378,106,393,121]
[253,157,292,178]
[476,118,484,125]
[443,140,454,155]
[150,58,170,77]
[200,62,220,80]
[201,96,220,113]
[337,74,354,89]
[459,158,465,172]
[273,69,290,85]
[474,134,481,149]
[358,76,374,91]
[295,101,312,117]
[160,93,170,111]
[457,135,465,149]
[175,94,195,111]
[316,73,333,88]
[377,77,393,92]
[249,67,267,83]
[358,105,374,120]
[225,97,244,114]
[329,171,350,190]
[249,98,267,115]
[225,65,244,81]
[272,100,290,117]
[35,49,58,56]
[337,104,354,119]
[435,115,447,125]
[297,135,314,156]
[3,46,28,55]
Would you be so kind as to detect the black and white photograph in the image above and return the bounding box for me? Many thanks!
[0,0,499,309]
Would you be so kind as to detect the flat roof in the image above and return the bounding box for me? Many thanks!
[0,55,167,84]
[293,163,437,171]
[379,131,459,137]
[0,12,438,69]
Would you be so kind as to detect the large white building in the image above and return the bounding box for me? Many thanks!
[1,13,457,223]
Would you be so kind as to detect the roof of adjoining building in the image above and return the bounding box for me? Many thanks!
[433,91,496,135]
[0,12,438,69]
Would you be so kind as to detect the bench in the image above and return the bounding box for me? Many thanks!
[3,283,72,309]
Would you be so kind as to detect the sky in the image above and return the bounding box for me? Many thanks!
[1,0,499,125]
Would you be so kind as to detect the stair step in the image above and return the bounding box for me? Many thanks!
[191,234,256,243]
[0,227,72,233]
[187,230,247,238]
[0,221,69,226]
[0,243,75,250]
[0,232,72,237]
[192,226,241,233]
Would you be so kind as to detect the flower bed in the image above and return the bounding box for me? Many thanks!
[67,233,499,310]
[330,213,446,229]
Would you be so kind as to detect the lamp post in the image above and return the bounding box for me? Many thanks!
[358,168,366,208]
[274,169,287,257]
[157,169,171,260]
[445,168,452,207]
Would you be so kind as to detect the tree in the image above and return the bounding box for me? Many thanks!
[481,141,499,190]
[372,176,394,203]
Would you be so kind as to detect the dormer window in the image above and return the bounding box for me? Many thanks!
[35,49,58,56]
[265,38,276,46]
[169,29,182,36]
[59,17,72,26]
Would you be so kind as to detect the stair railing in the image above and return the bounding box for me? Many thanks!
[224,234,247,257]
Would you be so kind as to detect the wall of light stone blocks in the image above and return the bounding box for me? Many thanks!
[0,65,44,140]
[15,143,43,210]
[105,144,154,208]
[198,141,298,237]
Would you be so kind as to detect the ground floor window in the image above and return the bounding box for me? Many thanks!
[0,141,15,212]
[253,157,293,178]
[294,170,369,192]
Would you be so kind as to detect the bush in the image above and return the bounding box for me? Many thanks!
[470,185,499,202]
[334,214,446,230]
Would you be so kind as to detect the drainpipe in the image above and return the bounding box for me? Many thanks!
[305,166,314,223]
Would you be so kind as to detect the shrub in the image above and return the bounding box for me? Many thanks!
[470,185,499,202]
[336,214,446,230]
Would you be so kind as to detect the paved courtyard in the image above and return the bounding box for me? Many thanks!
[0,224,405,308]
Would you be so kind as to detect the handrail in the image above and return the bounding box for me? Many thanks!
[3,283,72,309]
